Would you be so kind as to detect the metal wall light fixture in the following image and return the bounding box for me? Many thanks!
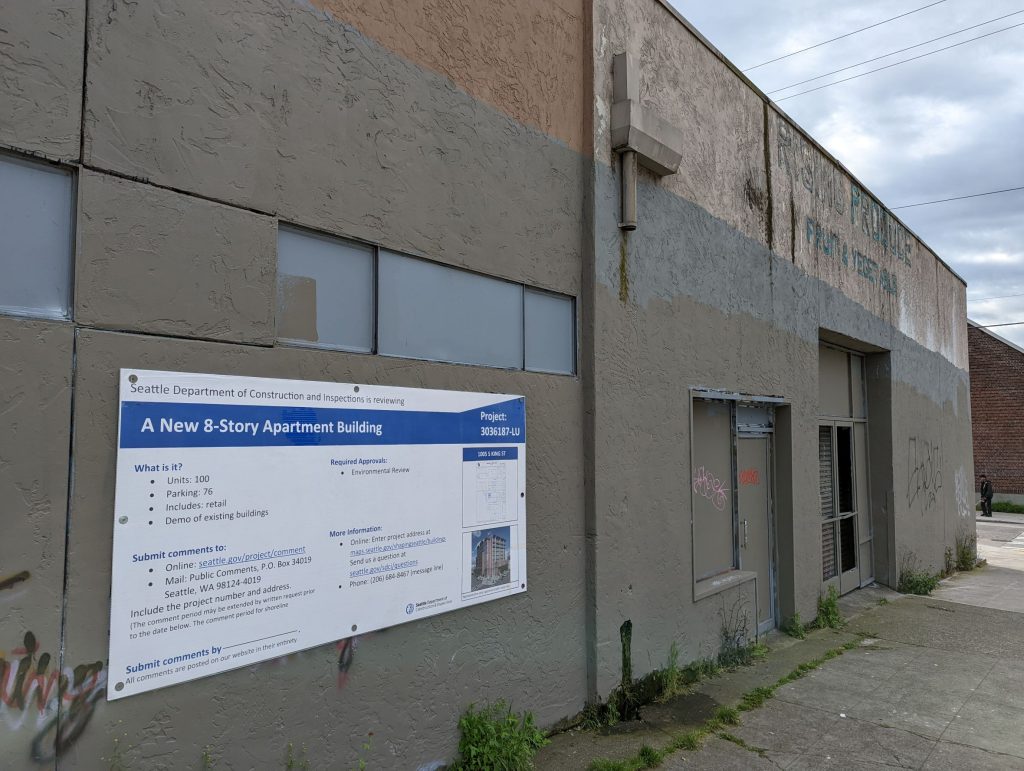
[611,53,685,230]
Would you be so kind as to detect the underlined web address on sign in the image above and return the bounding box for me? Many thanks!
[221,547,307,565]
[349,536,446,556]
[350,560,419,578]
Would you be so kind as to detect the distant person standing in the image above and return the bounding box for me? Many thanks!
[980,474,994,517]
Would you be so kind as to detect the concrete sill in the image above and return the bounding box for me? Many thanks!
[694,570,756,602]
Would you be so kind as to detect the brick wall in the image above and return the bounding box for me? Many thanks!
[969,325,1024,494]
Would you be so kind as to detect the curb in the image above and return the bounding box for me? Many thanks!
[976,517,1024,526]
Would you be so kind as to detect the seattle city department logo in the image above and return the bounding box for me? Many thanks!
[405,603,415,615]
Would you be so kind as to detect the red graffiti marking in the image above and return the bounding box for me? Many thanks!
[739,468,760,486]
[259,635,362,692]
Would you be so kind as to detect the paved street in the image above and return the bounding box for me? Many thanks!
[539,518,1024,770]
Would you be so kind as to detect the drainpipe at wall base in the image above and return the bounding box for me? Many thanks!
[619,150,638,231]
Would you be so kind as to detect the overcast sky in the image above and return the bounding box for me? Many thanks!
[670,0,1024,347]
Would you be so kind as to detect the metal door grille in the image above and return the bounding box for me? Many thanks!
[819,426,837,580]
[819,426,834,518]
[822,522,838,581]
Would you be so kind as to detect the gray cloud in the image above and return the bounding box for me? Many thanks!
[670,0,1024,346]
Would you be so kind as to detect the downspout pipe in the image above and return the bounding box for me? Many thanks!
[619,150,637,231]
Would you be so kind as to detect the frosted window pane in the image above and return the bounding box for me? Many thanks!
[276,227,374,353]
[525,289,575,374]
[0,155,73,319]
[378,251,523,368]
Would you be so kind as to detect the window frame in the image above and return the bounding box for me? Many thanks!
[0,151,77,322]
[690,389,783,601]
[275,223,377,354]
[274,223,577,376]
[524,286,578,376]
[817,341,872,589]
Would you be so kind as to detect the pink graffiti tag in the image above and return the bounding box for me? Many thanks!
[693,466,728,511]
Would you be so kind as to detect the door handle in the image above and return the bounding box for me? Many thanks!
[742,519,749,547]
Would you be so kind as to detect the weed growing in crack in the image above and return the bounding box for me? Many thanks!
[718,731,769,757]
[714,706,740,725]
[637,745,662,768]
[284,742,310,771]
[955,528,978,571]
[815,585,844,627]
[897,548,940,595]
[452,701,548,771]
[781,612,806,639]
[585,638,861,770]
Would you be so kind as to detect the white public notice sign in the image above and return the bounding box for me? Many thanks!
[108,369,526,699]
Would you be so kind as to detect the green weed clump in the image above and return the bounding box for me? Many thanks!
[815,586,843,628]
[656,641,686,701]
[955,530,978,571]
[899,570,940,595]
[781,612,806,639]
[716,600,768,669]
[453,701,548,770]
[636,744,662,768]
[714,706,740,726]
[897,549,940,595]
[284,742,310,770]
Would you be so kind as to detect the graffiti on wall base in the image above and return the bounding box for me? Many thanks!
[1,631,106,764]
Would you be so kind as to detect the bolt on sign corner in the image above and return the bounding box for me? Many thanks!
[108,369,526,700]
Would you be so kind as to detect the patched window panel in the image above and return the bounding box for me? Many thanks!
[525,288,575,375]
[276,226,374,353]
[378,250,524,369]
[692,398,735,581]
[0,154,74,320]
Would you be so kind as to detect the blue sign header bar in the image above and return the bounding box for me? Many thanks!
[120,399,525,449]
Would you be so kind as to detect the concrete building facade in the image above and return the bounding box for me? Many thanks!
[968,320,1024,502]
[0,0,973,767]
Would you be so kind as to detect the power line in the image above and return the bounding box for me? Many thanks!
[973,321,1024,328]
[969,291,1024,303]
[890,185,1024,209]
[743,0,949,71]
[768,9,1024,94]
[774,20,1024,101]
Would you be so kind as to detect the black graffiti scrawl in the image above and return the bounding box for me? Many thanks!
[907,437,942,514]
[0,630,106,763]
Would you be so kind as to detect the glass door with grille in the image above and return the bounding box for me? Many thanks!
[819,422,863,594]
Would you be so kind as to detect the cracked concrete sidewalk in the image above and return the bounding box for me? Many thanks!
[535,574,1024,770]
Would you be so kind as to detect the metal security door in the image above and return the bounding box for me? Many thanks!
[738,435,775,634]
